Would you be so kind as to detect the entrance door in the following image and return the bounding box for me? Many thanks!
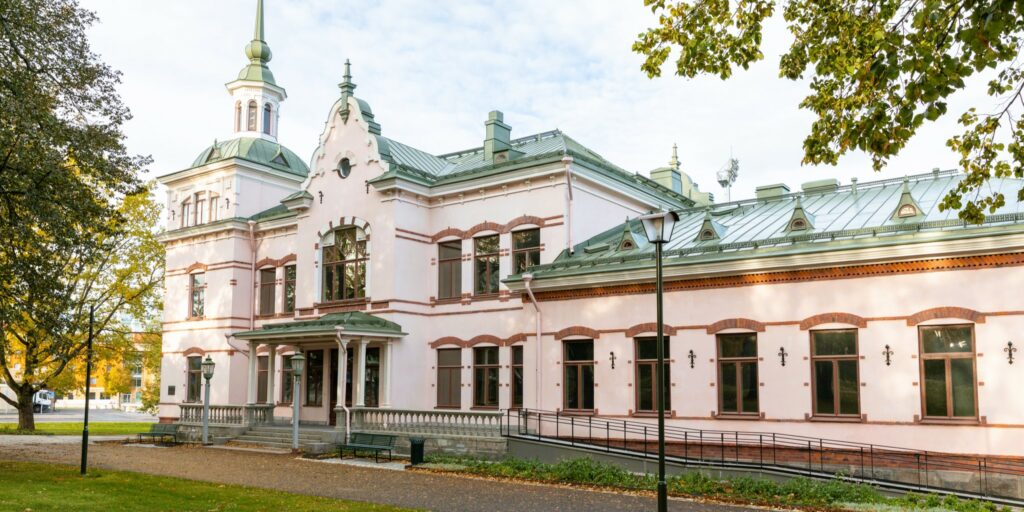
[329,348,339,426]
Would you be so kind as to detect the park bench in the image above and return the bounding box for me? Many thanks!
[338,433,397,463]
[137,423,179,445]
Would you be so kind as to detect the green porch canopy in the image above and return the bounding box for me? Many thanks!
[233,312,405,341]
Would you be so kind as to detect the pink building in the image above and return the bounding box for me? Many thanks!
[158,2,1024,460]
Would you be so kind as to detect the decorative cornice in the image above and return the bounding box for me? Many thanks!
[624,323,678,337]
[706,318,766,334]
[529,252,1024,302]
[185,262,209,274]
[255,254,296,268]
[906,307,986,326]
[428,334,522,349]
[431,215,549,242]
[554,326,601,340]
[799,312,868,330]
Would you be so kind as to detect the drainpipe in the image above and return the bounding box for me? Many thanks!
[561,155,574,254]
[522,274,542,410]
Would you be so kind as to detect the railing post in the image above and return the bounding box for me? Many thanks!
[859,446,865,480]
[606,422,610,452]
[571,416,575,446]
[916,453,922,490]
[870,445,875,480]
[759,435,763,470]
[721,433,725,465]
[807,440,812,476]
[819,439,824,473]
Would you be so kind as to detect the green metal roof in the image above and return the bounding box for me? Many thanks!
[369,130,694,206]
[513,170,1024,282]
[191,137,309,177]
[233,312,405,340]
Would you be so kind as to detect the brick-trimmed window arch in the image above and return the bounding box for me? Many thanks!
[906,307,986,326]
[625,323,677,338]
[555,326,601,340]
[706,318,765,335]
[799,312,868,330]
[182,347,206,357]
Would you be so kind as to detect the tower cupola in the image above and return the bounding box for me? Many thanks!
[226,0,286,141]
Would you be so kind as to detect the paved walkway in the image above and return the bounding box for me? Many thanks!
[0,441,763,511]
[0,408,157,423]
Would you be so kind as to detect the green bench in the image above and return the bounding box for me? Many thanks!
[137,423,179,445]
[338,433,397,463]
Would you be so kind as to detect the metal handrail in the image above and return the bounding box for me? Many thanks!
[499,409,1024,505]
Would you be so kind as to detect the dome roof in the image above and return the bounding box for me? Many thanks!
[191,137,308,177]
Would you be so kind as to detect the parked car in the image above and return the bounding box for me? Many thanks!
[32,390,54,413]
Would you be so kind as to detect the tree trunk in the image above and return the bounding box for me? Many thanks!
[16,389,35,431]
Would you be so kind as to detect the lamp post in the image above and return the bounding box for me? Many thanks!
[201,355,215,445]
[639,210,678,512]
[290,353,305,451]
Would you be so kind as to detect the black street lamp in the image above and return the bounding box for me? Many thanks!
[638,210,678,512]
[201,355,215,445]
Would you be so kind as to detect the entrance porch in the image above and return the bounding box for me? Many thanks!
[225,312,405,430]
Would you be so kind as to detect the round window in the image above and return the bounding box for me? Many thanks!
[336,158,352,179]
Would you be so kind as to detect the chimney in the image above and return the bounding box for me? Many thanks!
[755,183,790,200]
[484,110,513,161]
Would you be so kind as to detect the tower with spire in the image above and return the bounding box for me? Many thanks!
[227,0,287,141]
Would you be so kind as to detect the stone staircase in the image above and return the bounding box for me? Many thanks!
[228,425,340,453]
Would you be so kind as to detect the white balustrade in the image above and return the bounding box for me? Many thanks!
[351,407,503,438]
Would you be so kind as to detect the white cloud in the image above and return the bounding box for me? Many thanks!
[80,0,986,201]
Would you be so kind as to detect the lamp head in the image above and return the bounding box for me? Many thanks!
[290,353,306,377]
[638,210,679,244]
[201,355,215,380]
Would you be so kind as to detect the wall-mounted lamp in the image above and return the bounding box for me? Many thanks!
[882,345,894,366]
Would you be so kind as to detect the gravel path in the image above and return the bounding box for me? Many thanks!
[0,441,764,511]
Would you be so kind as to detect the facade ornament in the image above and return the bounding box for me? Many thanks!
[777,346,788,367]
[687,349,696,369]
[1006,341,1017,365]
[882,344,894,366]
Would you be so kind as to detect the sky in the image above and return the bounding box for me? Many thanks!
[78,0,988,201]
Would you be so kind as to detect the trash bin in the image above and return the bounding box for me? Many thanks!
[409,437,426,465]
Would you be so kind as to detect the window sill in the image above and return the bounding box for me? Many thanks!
[471,406,499,411]
[471,293,500,302]
[713,413,762,421]
[434,406,462,410]
[316,297,370,306]
[808,415,863,423]
[433,297,462,305]
[631,411,676,419]
[558,410,596,417]
[187,316,206,321]
[917,417,980,426]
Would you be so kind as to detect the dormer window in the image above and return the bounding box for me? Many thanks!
[897,204,918,218]
[619,239,635,250]
[263,103,272,135]
[271,152,288,167]
[247,101,258,131]
[700,229,716,241]
[789,218,807,231]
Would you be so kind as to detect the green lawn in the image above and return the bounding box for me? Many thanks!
[0,460,414,511]
[0,422,154,436]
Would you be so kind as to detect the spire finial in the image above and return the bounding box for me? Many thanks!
[339,59,356,95]
[669,143,680,170]
[254,0,265,41]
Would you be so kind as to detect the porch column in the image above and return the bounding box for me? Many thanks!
[266,344,276,407]
[247,341,258,405]
[355,338,368,407]
[381,341,392,408]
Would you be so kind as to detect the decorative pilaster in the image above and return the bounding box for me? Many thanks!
[247,341,258,405]
[266,344,276,409]
[381,342,392,408]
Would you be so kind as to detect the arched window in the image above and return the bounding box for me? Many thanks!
[263,103,272,135]
[247,101,257,131]
[181,200,192,228]
[234,101,241,132]
[898,204,918,218]
[322,226,368,301]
